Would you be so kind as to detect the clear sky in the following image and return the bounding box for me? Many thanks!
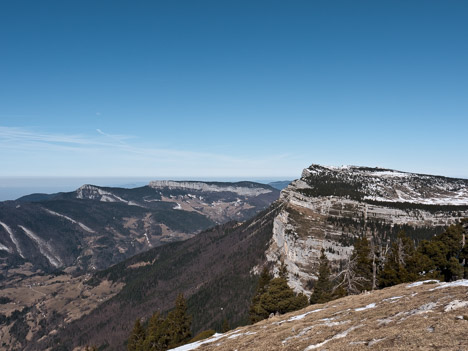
[1,0,467,181]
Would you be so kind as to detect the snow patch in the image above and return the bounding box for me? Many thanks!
[18,225,62,267]
[406,280,439,288]
[444,300,468,312]
[168,333,224,351]
[354,303,376,312]
[431,279,468,290]
[383,296,403,302]
[149,181,272,196]
[303,324,363,350]
[144,232,152,247]
[0,243,11,252]
[0,221,24,258]
[287,308,325,322]
[44,208,95,233]
[227,331,257,339]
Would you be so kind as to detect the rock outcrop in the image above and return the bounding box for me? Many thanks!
[264,165,468,295]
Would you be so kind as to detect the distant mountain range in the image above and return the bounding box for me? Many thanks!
[1,165,467,350]
[0,181,280,274]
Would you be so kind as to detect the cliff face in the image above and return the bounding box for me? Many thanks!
[264,165,468,295]
[149,180,274,197]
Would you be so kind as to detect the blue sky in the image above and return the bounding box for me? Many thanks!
[1,0,467,181]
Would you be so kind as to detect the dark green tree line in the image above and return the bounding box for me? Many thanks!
[128,294,192,351]
[249,266,308,323]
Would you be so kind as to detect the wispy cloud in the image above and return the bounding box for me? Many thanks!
[0,126,302,177]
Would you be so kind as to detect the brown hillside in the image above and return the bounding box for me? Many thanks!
[170,280,468,351]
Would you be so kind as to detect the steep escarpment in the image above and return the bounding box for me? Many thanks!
[264,165,468,294]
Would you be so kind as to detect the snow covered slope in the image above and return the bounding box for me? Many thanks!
[300,165,468,205]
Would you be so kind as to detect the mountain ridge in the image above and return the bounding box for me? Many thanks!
[2,164,467,350]
[0,181,279,274]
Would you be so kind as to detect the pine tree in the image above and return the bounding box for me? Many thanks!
[127,319,145,351]
[310,249,333,304]
[259,277,308,315]
[143,311,170,351]
[221,318,230,333]
[249,267,308,323]
[379,231,419,288]
[166,293,192,348]
[352,236,373,292]
[249,267,272,323]
[336,236,375,294]
[417,223,466,282]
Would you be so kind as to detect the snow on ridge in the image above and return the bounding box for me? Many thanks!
[0,221,25,258]
[76,185,144,206]
[303,164,468,206]
[18,225,62,267]
[0,243,11,252]
[43,208,95,233]
[77,185,127,203]
[143,232,152,247]
[149,181,272,196]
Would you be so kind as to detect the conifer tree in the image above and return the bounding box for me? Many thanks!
[310,249,333,304]
[352,236,373,292]
[249,267,272,323]
[221,318,230,333]
[127,319,145,351]
[259,277,308,315]
[379,231,419,288]
[417,223,466,281]
[143,311,169,351]
[166,293,192,348]
[336,236,375,294]
[249,267,307,323]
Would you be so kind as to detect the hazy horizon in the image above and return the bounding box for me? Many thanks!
[0,176,295,201]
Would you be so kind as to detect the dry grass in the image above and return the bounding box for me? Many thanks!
[175,281,468,351]
[0,267,123,347]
